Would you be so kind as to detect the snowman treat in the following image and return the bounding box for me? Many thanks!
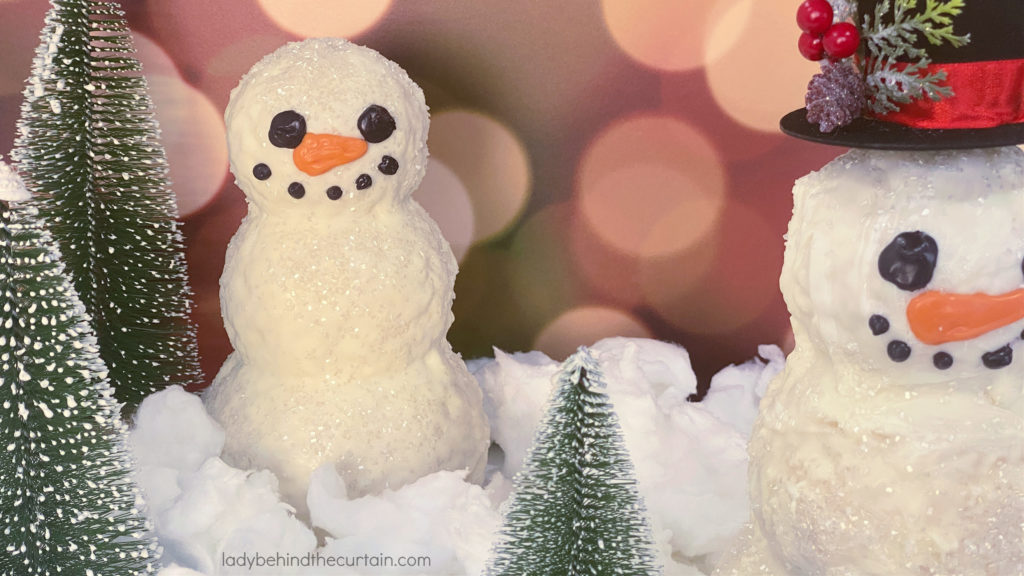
[716,2,1024,575]
[205,39,489,507]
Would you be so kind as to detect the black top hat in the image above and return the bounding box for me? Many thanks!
[781,0,1024,149]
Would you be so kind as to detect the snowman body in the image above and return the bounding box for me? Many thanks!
[716,148,1024,575]
[204,39,489,506]
[219,200,450,371]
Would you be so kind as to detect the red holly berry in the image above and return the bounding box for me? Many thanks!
[823,22,860,59]
[798,32,826,61]
[796,0,833,36]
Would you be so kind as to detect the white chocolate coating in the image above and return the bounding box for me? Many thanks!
[204,39,489,507]
[716,148,1024,575]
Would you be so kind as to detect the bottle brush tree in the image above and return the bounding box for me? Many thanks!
[12,0,203,412]
[485,346,662,576]
[0,159,160,576]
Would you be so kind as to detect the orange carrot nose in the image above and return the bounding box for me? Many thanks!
[906,288,1024,345]
[293,133,368,176]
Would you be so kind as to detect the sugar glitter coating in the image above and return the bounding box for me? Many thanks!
[204,39,489,510]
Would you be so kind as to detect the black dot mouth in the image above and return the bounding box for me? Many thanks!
[253,163,272,181]
[870,312,1020,370]
[869,314,890,336]
[932,351,953,370]
[378,155,399,175]
[256,155,398,201]
[981,344,1013,369]
[278,175,374,201]
[887,339,911,362]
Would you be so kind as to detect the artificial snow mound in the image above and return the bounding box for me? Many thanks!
[134,337,780,575]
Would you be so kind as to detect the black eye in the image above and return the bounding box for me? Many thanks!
[358,105,396,144]
[878,231,938,291]
[269,110,306,149]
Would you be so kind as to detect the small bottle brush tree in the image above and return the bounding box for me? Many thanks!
[12,0,202,412]
[485,347,662,576]
[0,161,159,575]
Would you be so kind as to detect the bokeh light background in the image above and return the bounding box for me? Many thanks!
[0,0,842,394]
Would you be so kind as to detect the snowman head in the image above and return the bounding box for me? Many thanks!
[225,38,429,215]
[783,147,1024,385]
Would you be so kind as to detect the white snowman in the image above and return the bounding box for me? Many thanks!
[204,38,489,508]
[716,1,1024,574]
[716,148,1024,576]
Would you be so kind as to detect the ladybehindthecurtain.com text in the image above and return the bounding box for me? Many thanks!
[221,551,433,571]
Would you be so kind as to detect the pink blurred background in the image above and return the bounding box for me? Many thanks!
[0,0,842,394]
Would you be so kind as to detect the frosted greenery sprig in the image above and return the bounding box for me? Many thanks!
[830,0,856,22]
[859,0,970,114]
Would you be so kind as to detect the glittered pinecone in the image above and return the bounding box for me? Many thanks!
[805,62,866,132]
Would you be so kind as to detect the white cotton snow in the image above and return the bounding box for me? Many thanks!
[130,384,225,474]
[157,565,206,576]
[702,344,785,438]
[0,159,32,202]
[467,349,559,479]
[474,338,780,573]
[308,467,502,575]
[132,387,316,574]
[133,338,779,575]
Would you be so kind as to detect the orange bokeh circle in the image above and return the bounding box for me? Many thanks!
[576,113,726,260]
[705,0,820,132]
[429,110,532,242]
[535,305,652,361]
[603,0,752,72]
[258,0,392,39]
